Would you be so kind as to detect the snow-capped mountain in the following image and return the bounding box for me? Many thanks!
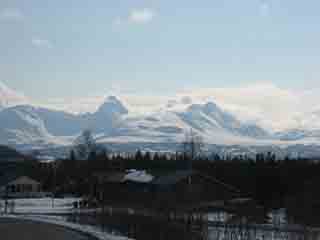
[2,80,320,158]
[88,96,129,133]
[0,94,270,148]
[0,105,53,145]
[177,102,269,139]
[28,96,129,137]
[1,85,320,158]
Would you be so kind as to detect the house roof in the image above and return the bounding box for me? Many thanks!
[94,170,155,184]
[94,172,126,183]
[151,170,194,185]
[9,176,41,186]
[0,174,40,187]
[106,172,126,183]
[199,174,241,194]
[151,170,241,194]
[124,170,154,183]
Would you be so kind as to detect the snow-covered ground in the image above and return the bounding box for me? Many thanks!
[0,197,132,240]
[2,197,81,214]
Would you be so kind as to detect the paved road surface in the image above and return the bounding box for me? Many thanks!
[0,218,97,240]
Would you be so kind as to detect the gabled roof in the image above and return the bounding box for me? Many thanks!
[9,176,41,186]
[199,174,241,194]
[94,170,155,184]
[124,170,154,183]
[151,170,194,185]
[151,170,242,195]
[94,172,126,183]
[0,174,40,187]
[106,172,126,183]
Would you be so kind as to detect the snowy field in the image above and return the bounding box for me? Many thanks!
[0,197,81,214]
[0,197,132,240]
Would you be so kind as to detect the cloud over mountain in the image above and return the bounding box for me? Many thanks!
[1,81,320,157]
[37,83,320,132]
[0,81,28,109]
[113,8,156,26]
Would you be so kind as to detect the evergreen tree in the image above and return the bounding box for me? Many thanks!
[135,150,143,161]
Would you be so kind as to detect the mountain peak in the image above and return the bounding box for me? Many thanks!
[105,95,119,103]
[97,96,128,115]
[186,101,221,114]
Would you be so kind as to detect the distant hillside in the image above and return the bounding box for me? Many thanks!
[0,145,25,161]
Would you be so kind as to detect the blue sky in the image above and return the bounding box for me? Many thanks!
[1,0,320,101]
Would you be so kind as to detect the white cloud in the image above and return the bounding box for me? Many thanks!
[64,83,317,132]
[181,96,193,105]
[0,8,24,21]
[0,81,29,107]
[31,38,53,49]
[128,8,155,24]
[112,17,122,26]
[39,96,105,114]
[114,8,156,26]
[259,1,271,16]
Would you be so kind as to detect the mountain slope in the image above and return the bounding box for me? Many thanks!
[3,95,320,151]
[0,105,53,145]
[87,96,129,133]
[275,129,320,141]
[34,107,84,136]
[0,96,131,146]
[177,102,269,139]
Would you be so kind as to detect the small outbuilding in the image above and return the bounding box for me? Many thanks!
[0,175,42,198]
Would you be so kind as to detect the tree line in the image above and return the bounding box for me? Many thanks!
[10,129,320,226]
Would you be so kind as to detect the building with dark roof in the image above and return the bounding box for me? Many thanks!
[151,170,194,186]
[93,169,243,212]
[150,170,242,210]
[0,174,42,198]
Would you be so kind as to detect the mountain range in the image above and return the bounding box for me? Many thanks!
[1,82,320,157]
[0,96,268,145]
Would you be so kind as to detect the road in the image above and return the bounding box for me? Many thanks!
[0,218,97,240]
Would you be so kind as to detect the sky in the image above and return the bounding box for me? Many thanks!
[1,1,320,130]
